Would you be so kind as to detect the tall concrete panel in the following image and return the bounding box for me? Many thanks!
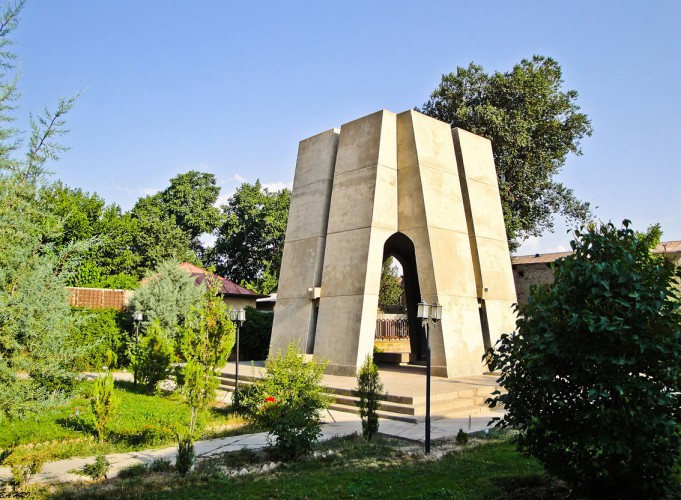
[269,110,516,378]
[270,128,339,356]
[313,110,398,375]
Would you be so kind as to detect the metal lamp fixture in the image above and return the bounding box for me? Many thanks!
[417,300,442,454]
[230,308,246,396]
[132,311,144,385]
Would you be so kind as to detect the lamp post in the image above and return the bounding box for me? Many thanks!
[230,307,246,397]
[417,300,442,454]
[133,310,143,385]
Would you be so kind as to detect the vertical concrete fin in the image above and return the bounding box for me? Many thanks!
[452,128,518,349]
[397,111,484,377]
[270,128,340,356]
[314,110,398,375]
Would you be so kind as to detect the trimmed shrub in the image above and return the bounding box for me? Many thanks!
[487,221,681,498]
[91,372,118,443]
[69,307,127,371]
[456,428,469,445]
[81,455,109,480]
[241,341,332,459]
[176,437,196,475]
[238,307,273,361]
[129,320,173,390]
[357,355,383,441]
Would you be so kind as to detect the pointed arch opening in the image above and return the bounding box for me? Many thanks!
[374,232,425,363]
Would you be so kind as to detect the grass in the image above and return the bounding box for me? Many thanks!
[0,379,256,464]
[44,433,560,500]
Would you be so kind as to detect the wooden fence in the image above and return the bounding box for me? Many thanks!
[67,287,133,310]
[375,318,409,339]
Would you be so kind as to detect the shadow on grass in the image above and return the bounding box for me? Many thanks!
[491,475,573,499]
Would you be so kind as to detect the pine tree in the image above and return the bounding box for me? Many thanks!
[0,1,83,421]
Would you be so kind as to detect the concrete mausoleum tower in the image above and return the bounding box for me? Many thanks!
[270,109,517,377]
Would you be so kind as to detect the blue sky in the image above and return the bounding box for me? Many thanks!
[11,1,681,255]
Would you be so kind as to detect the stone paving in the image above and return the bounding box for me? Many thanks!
[0,407,504,486]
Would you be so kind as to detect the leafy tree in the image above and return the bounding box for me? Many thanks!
[0,1,84,421]
[379,257,402,308]
[130,196,195,276]
[420,56,592,250]
[38,182,140,286]
[212,180,290,294]
[130,260,204,346]
[487,221,681,498]
[156,170,223,251]
[180,278,235,435]
[129,171,223,272]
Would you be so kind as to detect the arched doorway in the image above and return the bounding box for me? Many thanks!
[377,232,425,361]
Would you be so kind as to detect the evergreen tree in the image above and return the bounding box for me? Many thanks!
[0,1,83,420]
[131,260,204,347]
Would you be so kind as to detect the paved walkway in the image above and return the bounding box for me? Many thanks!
[0,407,504,486]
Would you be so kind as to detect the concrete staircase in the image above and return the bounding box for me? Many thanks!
[217,370,500,424]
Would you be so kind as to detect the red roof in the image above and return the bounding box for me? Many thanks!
[178,262,265,298]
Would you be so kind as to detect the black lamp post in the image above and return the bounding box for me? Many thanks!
[133,310,143,385]
[230,307,246,397]
[417,300,442,454]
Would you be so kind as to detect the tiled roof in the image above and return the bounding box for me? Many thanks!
[512,240,681,265]
[178,262,264,298]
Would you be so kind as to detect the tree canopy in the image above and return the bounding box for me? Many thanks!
[420,55,592,250]
[211,180,290,294]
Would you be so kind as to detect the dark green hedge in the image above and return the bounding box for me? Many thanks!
[236,307,273,361]
[69,307,131,371]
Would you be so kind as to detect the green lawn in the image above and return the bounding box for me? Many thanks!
[0,380,255,463]
[47,434,562,500]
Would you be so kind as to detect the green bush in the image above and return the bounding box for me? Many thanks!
[129,320,173,391]
[238,307,273,360]
[487,221,681,498]
[456,428,469,445]
[357,355,383,441]
[241,341,332,459]
[91,372,118,443]
[81,455,109,480]
[176,437,196,475]
[69,307,128,371]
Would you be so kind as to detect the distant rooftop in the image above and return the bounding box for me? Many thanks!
[513,240,681,265]
[178,262,265,298]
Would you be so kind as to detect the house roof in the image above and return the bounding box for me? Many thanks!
[512,240,681,265]
[178,262,265,298]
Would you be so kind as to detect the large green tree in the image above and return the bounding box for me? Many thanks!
[129,171,222,275]
[487,221,681,497]
[212,180,290,294]
[420,56,592,250]
[0,1,83,420]
[156,170,223,251]
[130,195,194,276]
[38,182,139,288]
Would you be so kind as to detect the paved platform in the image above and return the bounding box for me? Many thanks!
[222,361,500,400]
